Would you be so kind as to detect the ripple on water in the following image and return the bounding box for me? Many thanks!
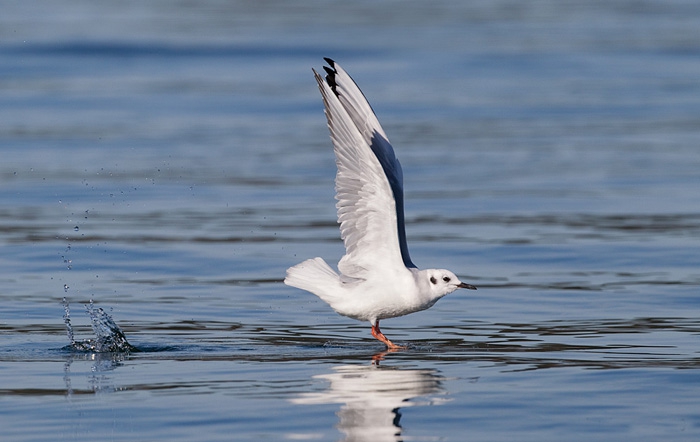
[32,301,700,371]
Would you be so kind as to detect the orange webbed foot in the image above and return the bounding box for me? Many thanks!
[371,321,406,350]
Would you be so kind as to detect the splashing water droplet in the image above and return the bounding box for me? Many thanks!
[62,297,75,346]
[62,298,133,353]
[84,300,133,352]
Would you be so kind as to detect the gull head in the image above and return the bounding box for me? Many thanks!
[425,269,477,299]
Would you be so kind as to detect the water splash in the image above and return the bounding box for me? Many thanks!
[61,244,72,270]
[62,298,134,353]
[62,297,75,345]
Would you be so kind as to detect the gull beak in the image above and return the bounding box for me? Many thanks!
[458,282,477,290]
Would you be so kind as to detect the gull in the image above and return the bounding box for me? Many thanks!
[285,58,476,349]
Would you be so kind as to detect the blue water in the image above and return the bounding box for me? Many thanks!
[2,1,700,441]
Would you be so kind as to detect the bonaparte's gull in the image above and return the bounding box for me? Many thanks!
[285,58,476,349]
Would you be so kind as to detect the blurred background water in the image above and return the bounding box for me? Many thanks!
[1,1,700,441]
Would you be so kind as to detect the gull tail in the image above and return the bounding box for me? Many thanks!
[284,257,341,301]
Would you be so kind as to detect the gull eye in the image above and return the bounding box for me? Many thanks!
[430,276,437,284]
[443,276,451,283]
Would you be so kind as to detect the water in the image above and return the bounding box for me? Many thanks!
[62,298,134,353]
[2,1,700,440]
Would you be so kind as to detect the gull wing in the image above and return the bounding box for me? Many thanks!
[313,58,416,281]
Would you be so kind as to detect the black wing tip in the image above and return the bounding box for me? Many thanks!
[321,57,339,95]
[323,65,335,77]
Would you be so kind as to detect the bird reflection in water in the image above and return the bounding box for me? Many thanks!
[291,362,448,441]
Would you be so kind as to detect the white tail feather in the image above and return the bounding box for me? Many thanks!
[284,257,340,299]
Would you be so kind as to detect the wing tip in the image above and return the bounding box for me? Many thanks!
[321,58,339,95]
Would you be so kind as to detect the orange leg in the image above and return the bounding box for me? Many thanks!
[371,321,404,349]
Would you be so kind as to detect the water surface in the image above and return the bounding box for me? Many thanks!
[2,1,700,441]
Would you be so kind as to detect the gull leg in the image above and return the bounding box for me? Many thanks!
[371,321,403,349]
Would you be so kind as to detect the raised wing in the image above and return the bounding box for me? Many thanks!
[313,58,416,280]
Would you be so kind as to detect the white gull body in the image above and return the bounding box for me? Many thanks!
[285,58,476,348]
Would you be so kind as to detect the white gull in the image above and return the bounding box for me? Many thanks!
[285,58,476,349]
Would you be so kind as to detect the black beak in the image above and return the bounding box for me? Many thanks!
[458,282,477,290]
